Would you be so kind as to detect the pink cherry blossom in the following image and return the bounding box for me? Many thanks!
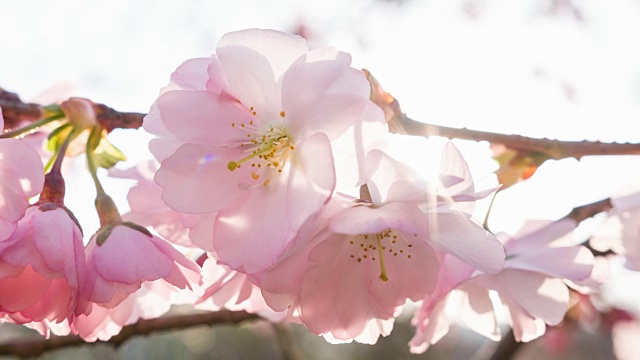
[364,145,505,274]
[74,280,196,342]
[409,218,598,353]
[150,29,380,274]
[0,205,85,324]
[609,191,640,271]
[258,188,440,343]
[109,160,216,251]
[0,109,45,241]
[196,257,286,322]
[78,225,201,311]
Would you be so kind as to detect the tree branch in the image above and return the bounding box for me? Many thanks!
[0,310,260,358]
[363,70,640,160]
[564,198,612,223]
[3,85,640,159]
[390,116,640,160]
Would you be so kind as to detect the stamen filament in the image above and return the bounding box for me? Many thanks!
[376,237,389,282]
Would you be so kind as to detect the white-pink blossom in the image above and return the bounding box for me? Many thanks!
[148,29,382,274]
[410,218,598,353]
[78,225,201,311]
[0,205,85,324]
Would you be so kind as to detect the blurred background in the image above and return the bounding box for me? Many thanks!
[1,0,640,358]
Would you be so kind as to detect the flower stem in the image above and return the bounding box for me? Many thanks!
[38,129,77,205]
[86,125,122,227]
[0,113,64,138]
[86,126,105,195]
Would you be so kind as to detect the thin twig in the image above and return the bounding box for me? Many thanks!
[0,310,260,358]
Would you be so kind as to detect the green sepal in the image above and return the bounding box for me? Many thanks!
[123,221,152,238]
[96,224,115,246]
[47,123,73,152]
[92,137,127,169]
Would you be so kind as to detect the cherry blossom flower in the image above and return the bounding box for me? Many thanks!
[257,194,429,343]
[78,225,201,312]
[195,257,286,322]
[149,29,381,274]
[409,218,598,353]
[0,204,85,325]
[0,108,45,241]
[74,280,197,342]
[610,191,640,270]
[109,160,216,251]
[258,144,502,344]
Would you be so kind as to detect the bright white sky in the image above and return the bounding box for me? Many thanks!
[2,0,640,308]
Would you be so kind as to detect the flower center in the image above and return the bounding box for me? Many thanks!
[226,110,294,187]
[347,228,414,282]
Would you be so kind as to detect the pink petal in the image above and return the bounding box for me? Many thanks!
[0,139,45,226]
[506,246,594,282]
[92,226,174,284]
[455,282,501,340]
[156,90,251,147]
[217,29,308,81]
[286,133,335,230]
[409,299,450,354]
[427,212,505,273]
[169,57,214,91]
[480,269,569,326]
[503,297,546,342]
[281,53,370,140]
[155,144,248,213]
[328,202,428,237]
[205,56,231,94]
[216,43,281,120]
[0,266,49,312]
[505,218,578,255]
[213,182,293,274]
[363,150,427,205]
[184,213,216,252]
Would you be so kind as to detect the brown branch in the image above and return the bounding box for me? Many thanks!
[363,70,640,161]
[0,87,144,133]
[391,116,640,160]
[564,198,613,223]
[3,83,640,159]
[0,310,259,358]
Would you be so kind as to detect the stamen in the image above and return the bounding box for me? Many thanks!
[376,237,389,282]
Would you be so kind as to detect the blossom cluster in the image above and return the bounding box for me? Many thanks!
[0,28,632,352]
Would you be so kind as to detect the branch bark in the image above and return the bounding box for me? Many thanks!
[0,310,260,358]
[390,116,640,160]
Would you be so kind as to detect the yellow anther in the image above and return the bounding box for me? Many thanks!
[251,172,260,180]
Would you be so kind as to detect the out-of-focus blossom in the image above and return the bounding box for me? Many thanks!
[612,319,640,360]
[78,225,201,312]
[149,29,382,274]
[0,108,45,241]
[196,257,285,322]
[610,192,640,271]
[74,280,196,342]
[109,160,215,250]
[410,218,598,353]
